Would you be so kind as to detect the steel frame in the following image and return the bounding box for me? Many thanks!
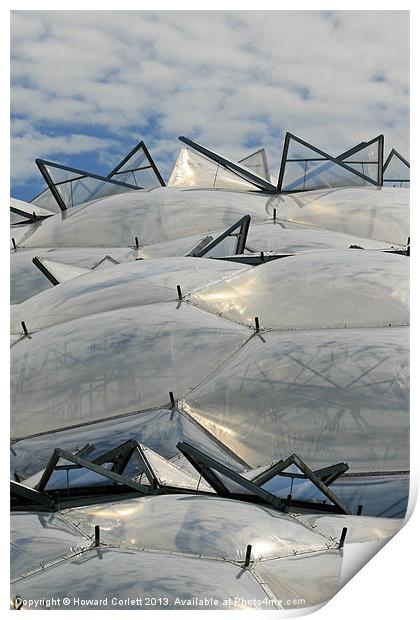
[383,148,410,183]
[179,136,277,193]
[277,133,384,192]
[108,140,166,187]
[35,159,141,211]
[192,215,251,257]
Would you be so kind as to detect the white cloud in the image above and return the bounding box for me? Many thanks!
[10,10,409,187]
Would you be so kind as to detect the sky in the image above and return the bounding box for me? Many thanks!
[10,10,409,200]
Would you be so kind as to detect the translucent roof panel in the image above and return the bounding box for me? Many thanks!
[178,136,277,192]
[246,222,392,254]
[183,327,409,472]
[294,513,402,544]
[383,149,410,187]
[11,512,88,581]
[278,134,380,192]
[36,159,140,210]
[342,139,381,183]
[329,474,409,518]
[10,247,137,304]
[254,550,342,608]
[238,148,271,182]
[11,302,248,438]
[11,407,244,482]
[65,495,331,562]
[137,445,212,490]
[190,250,409,330]
[266,186,409,246]
[20,187,269,249]
[11,257,248,333]
[10,197,56,221]
[31,187,62,212]
[168,147,260,191]
[108,141,165,189]
[12,547,271,609]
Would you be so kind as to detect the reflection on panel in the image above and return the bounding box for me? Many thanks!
[11,257,248,333]
[266,187,409,246]
[246,221,391,254]
[183,327,409,472]
[10,247,137,304]
[11,512,87,581]
[20,187,269,249]
[254,550,342,607]
[11,302,249,438]
[65,494,332,562]
[12,547,271,609]
[11,408,244,481]
[168,147,260,191]
[190,250,409,330]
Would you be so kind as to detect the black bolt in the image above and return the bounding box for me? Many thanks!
[176,285,182,301]
[339,527,348,549]
[254,317,260,333]
[169,391,176,408]
[244,544,252,567]
[94,525,100,547]
[21,321,29,337]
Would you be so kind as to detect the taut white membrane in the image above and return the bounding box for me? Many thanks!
[11,302,249,438]
[265,186,409,246]
[10,247,138,303]
[190,250,409,330]
[11,257,248,333]
[183,327,409,472]
[18,187,269,248]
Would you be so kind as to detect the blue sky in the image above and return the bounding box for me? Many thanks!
[10,10,409,201]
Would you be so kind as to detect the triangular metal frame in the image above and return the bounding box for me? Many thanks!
[189,215,251,258]
[177,441,286,510]
[107,140,166,187]
[238,148,271,182]
[179,136,277,193]
[250,453,350,514]
[35,159,141,211]
[383,148,410,183]
[277,133,384,192]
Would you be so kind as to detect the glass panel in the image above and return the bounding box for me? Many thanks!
[238,149,271,182]
[11,257,249,333]
[11,302,248,438]
[11,512,87,581]
[190,249,409,330]
[342,141,380,182]
[11,198,55,220]
[208,468,255,495]
[383,151,410,184]
[168,148,259,191]
[42,462,120,490]
[329,474,409,518]
[183,327,409,472]
[31,187,62,212]
[139,445,212,490]
[10,408,244,482]
[12,547,271,609]
[40,162,139,210]
[66,494,329,562]
[281,136,375,191]
[109,143,164,189]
